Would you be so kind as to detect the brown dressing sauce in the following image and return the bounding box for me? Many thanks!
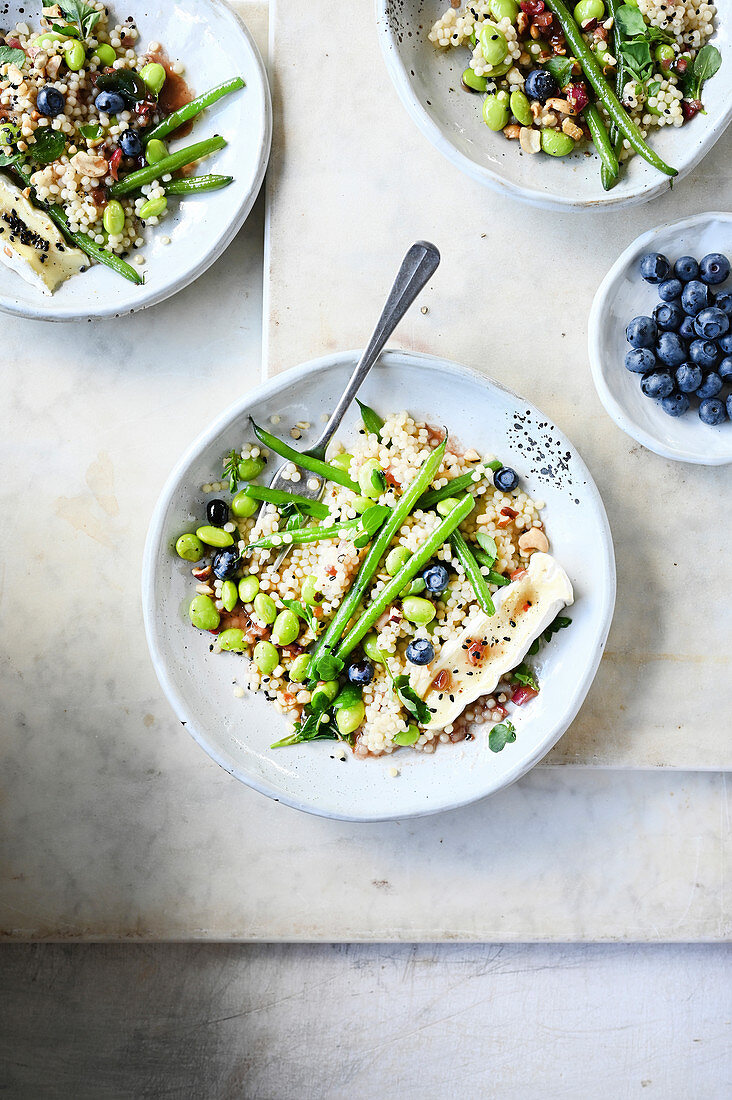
[147,47,195,139]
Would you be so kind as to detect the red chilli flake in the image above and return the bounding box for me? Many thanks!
[512,686,538,706]
[108,147,123,181]
[501,507,519,519]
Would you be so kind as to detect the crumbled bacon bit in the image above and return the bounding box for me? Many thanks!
[534,11,554,28]
[674,56,689,75]
[108,147,122,181]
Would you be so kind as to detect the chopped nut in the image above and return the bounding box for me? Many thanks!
[503,123,521,140]
[506,66,525,85]
[562,118,583,140]
[530,101,542,121]
[541,111,558,128]
[70,151,108,177]
[517,11,529,33]
[529,24,541,39]
[46,55,63,80]
[546,97,573,115]
[518,529,550,555]
[519,126,541,154]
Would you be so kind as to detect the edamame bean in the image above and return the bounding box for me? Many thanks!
[64,39,86,71]
[393,725,420,746]
[510,89,532,126]
[271,609,300,647]
[0,121,18,146]
[95,43,117,65]
[363,633,387,664]
[33,30,73,47]
[401,596,436,625]
[574,0,604,22]
[189,594,220,631]
[330,452,354,473]
[401,577,427,597]
[311,679,339,709]
[175,533,204,561]
[541,129,576,157]
[593,38,612,65]
[196,525,234,548]
[103,199,125,236]
[351,495,372,514]
[253,592,277,624]
[482,90,510,131]
[231,490,258,518]
[490,0,518,20]
[654,43,675,65]
[238,575,260,602]
[302,575,323,606]
[238,456,266,481]
[218,628,246,651]
[479,23,508,66]
[335,700,365,737]
[140,62,167,95]
[386,546,411,576]
[462,67,488,93]
[145,138,169,165]
[139,196,168,220]
[220,580,238,612]
[253,640,279,674]
[358,458,386,500]
[436,496,461,516]
[288,654,311,682]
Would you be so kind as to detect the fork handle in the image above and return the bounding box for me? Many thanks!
[308,241,440,460]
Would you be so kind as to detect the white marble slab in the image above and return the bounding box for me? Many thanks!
[265,0,732,770]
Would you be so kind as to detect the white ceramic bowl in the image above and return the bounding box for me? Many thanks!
[589,211,732,465]
[143,350,616,821]
[0,0,271,321]
[375,0,731,210]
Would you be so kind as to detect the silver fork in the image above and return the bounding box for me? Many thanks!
[261,240,441,571]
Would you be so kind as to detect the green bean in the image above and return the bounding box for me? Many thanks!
[241,485,329,518]
[356,398,384,436]
[308,442,447,676]
[336,494,474,659]
[243,518,361,551]
[450,531,495,616]
[544,0,676,176]
[164,174,234,195]
[417,472,477,510]
[144,77,246,144]
[488,569,510,587]
[7,165,143,285]
[584,102,619,181]
[601,0,627,190]
[109,136,226,197]
[250,419,360,493]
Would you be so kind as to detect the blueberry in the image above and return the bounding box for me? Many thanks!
[625,348,655,373]
[653,302,683,332]
[655,332,686,367]
[718,357,732,381]
[699,253,730,286]
[347,659,374,686]
[689,338,719,369]
[36,85,65,117]
[206,498,229,527]
[719,333,732,355]
[423,564,449,594]
[658,278,682,302]
[659,392,690,417]
[693,306,730,340]
[674,255,699,282]
[715,292,732,317]
[699,397,727,425]
[681,280,712,316]
[493,466,519,492]
[95,89,126,115]
[524,68,558,103]
[119,128,143,157]
[639,252,670,284]
[696,371,723,399]
[626,315,657,348]
[675,363,703,393]
[728,395,732,422]
[212,546,240,580]
[679,315,697,340]
[406,638,435,666]
[641,370,674,399]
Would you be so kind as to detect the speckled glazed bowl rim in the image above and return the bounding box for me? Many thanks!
[142,350,616,822]
[588,210,732,466]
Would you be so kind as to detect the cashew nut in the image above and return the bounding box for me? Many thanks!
[518,528,550,555]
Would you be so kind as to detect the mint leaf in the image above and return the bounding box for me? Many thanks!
[27,129,66,165]
[282,599,320,635]
[79,122,104,141]
[691,44,721,100]
[356,398,384,436]
[512,663,539,692]
[393,675,431,725]
[0,45,26,67]
[543,57,574,88]
[489,721,517,753]
[271,709,337,747]
[58,0,101,40]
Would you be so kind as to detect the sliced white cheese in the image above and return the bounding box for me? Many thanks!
[410,552,574,729]
[0,178,87,294]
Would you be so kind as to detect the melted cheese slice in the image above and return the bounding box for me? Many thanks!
[0,178,86,294]
[410,552,574,729]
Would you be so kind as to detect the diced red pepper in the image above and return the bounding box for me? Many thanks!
[566,82,589,112]
[384,468,401,488]
[512,686,538,706]
[501,507,518,519]
[682,99,702,121]
[510,568,528,581]
[108,147,123,181]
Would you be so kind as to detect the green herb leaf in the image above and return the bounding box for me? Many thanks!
[271,709,338,747]
[50,21,81,38]
[647,80,661,97]
[543,56,574,88]
[333,683,362,709]
[542,614,572,643]
[392,674,431,725]
[27,128,66,165]
[353,503,390,548]
[488,721,517,753]
[311,652,344,682]
[223,449,240,494]
[0,45,26,67]
[0,151,21,167]
[622,39,653,80]
[282,598,320,635]
[512,663,539,692]
[58,0,101,40]
[79,122,104,141]
[356,398,384,437]
[370,468,388,495]
[476,532,497,564]
[615,4,647,38]
[691,43,722,100]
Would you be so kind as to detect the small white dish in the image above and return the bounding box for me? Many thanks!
[0,0,271,321]
[142,350,616,822]
[375,0,731,211]
[589,211,732,466]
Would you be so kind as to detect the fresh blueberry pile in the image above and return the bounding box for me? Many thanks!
[625,251,732,427]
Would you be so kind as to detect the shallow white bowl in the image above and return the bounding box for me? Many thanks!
[376,0,731,210]
[589,211,732,466]
[0,0,271,321]
[143,350,616,821]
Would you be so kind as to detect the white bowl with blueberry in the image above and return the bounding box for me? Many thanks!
[589,212,732,466]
